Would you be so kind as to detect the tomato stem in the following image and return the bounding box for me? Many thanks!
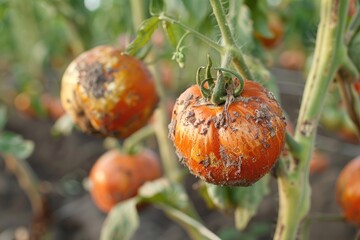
[208,0,253,80]
[122,125,155,154]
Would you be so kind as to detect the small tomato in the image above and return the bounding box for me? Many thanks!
[169,80,286,186]
[89,149,161,213]
[61,45,158,138]
[336,156,360,226]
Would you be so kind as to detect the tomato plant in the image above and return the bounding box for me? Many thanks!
[61,45,158,138]
[336,156,360,226]
[89,148,161,213]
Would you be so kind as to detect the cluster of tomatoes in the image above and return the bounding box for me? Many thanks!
[60,45,360,229]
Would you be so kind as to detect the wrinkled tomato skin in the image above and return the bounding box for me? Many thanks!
[336,156,360,226]
[89,149,161,213]
[61,45,158,138]
[169,80,286,186]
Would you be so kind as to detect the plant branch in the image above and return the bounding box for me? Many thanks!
[1,153,47,238]
[274,0,349,239]
[209,0,253,80]
[122,125,156,153]
[158,15,224,53]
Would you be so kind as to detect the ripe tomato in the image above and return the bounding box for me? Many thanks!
[336,156,360,226]
[254,15,283,49]
[89,149,162,213]
[61,45,158,138]
[169,80,286,186]
[309,150,329,175]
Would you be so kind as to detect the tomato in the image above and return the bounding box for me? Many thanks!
[254,15,283,49]
[169,80,286,186]
[278,50,306,70]
[89,149,162,213]
[336,156,360,226]
[309,150,329,175]
[61,45,158,138]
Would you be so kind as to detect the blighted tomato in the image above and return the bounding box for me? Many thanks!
[336,156,360,226]
[89,149,162,213]
[169,80,286,186]
[61,45,158,138]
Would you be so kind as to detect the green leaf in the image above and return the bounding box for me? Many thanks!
[150,0,165,16]
[201,176,270,230]
[100,199,139,240]
[162,21,183,48]
[232,176,270,230]
[0,131,34,160]
[0,105,6,131]
[126,17,160,56]
[181,0,209,23]
[349,29,360,73]
[139,178,221,240]
[245,0,272,38]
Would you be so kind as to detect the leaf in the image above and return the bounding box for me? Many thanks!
[0,105,6,131]
[0,131,34,160]
[100,199,139,240]
[201,176,270,230]
[139,178,221,240]
[245,0,272,38]
[126,17,160,56]
[162,21,183,48]
[181,0,209,23]
[150,0,165,16]
[232,176,270,230]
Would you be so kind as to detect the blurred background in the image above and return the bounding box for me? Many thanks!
[0,0,359,239]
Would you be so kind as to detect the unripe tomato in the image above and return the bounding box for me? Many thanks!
[61,45,158,138]
[169,80,286,186]
[89,149,162,213]
[336,156,360,226]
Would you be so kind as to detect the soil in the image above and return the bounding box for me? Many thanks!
[1,68,359,240]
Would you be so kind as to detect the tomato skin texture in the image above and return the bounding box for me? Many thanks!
[61,45,158,138]
[336,156,360,226]
[89,149,161,213]
[169,80,286,186]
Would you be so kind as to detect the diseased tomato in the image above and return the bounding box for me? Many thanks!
[336,156,360,226]
[169,80,286,186]
[61,45,158,138]
[89,149,162,213]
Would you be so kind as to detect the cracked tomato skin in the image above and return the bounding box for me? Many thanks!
[336,156,360,226]
[89,149,162,213]
[169,80,286,186]
[61,45,158,138]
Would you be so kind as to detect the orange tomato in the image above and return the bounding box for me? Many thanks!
[61,45,158,138]
[89,149,161,213]
[336,156,360,226]
[169,80,286,186]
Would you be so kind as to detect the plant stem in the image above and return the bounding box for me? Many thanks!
[2,154,47,238]
[130,0,145,32]
[158,15,224,53]
[274,1,349,239]
[208,0,253,80]
[122,125,155,153]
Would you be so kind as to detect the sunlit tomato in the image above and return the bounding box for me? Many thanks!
[169,80,286,186]
[61,45,158,138]
[89,149,162,213]
[336,156,360,226]
[309,150,329,175]
[254,15,283,49]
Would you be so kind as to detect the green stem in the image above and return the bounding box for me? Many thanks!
[2,154,46,238]
[208,0,253,80]
[130,0,145,32]
[122,125,155,154]
[274,1,349,239]
[158,15,224,53]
